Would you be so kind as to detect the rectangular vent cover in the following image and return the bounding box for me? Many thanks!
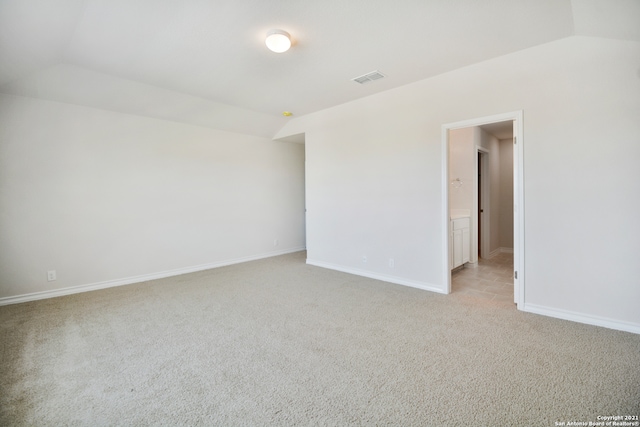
[352,70,386,84]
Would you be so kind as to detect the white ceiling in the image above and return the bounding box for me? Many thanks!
[1,0,638,137]
[480,122,514,140]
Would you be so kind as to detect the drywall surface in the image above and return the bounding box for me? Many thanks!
[0,94,305,299]
[0,64,288,139]
[277,36,640,330]
[448,127,474,214]
[477,127,502,255]
[499,138,514,250]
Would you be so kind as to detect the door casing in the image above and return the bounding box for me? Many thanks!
[441,111,524,308]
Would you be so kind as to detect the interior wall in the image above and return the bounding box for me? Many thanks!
[478,127,502,255]
[0,94,306,300]
[487,137,502,255]
[448,127,474,213]
[275,36,640,331]
[498,138,514,250]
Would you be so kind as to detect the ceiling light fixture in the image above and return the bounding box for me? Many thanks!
[265,29,291,53]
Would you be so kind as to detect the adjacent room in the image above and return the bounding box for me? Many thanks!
[1,0,639,425]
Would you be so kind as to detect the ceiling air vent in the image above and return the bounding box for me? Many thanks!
[351,70,386,84]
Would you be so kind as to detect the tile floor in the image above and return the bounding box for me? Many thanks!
[451,252,515,303]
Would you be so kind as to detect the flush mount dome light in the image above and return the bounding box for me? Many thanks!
[265,29,291,53]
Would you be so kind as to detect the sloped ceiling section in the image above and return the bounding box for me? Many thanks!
[571,0,640,41]
[0,63,288,137]
[0,0,637,138]
[0,0,85,85]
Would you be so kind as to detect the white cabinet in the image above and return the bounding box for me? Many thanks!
[451,217,470,269]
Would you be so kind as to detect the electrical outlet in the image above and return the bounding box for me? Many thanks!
[389,258,395,268]
[362,255,367,264]
[47,270,56,282]
[273,238,278,246]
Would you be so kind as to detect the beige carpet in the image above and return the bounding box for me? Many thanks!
[1,251,639,426]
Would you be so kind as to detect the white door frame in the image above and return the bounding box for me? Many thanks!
[441,110,524,308]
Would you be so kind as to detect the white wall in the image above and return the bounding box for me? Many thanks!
[275,36,640,332]
[476,126,503,256]
[448,127,474,214]
[0,94,306,301]
[487,131,502,255]
[498,138,514,250]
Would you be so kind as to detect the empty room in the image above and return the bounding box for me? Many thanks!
[1,0,639,425]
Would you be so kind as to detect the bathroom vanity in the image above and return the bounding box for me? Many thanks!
[450,210,470,269]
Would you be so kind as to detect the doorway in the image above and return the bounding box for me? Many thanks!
[478,152,481,258]
[477,148,489,260]
[442,111,524,307]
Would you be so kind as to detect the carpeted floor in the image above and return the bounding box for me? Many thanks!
[1,251,639,426]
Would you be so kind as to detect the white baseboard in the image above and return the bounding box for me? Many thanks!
[306,259,446,294]
[523,303,640,335]
[0,247,306,306]
[488,247,513,258]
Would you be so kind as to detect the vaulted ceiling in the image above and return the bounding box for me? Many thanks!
[1,0,638,137]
